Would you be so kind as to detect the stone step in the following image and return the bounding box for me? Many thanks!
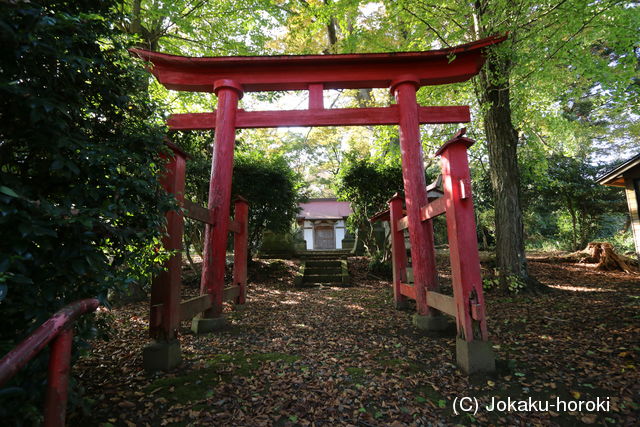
[295,257,350,288]
[300,250,350,260]
[303,273,343,283]
[305,261,341,268]
[304,266,342,276]
[306,282,351,288]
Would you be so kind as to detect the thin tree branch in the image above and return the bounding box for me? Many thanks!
[401,6,451,47]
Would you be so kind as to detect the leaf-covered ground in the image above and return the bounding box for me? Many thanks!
[72,256,639,426]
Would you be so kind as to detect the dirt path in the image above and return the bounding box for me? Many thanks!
[73,258,639,426]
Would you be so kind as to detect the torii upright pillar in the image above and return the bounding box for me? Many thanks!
[392,77,448,331]
[192,79,243,334]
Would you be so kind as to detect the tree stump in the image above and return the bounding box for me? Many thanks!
[579,242,634,273]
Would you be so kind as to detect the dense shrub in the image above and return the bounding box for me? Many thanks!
[0,1,171,422]
[232,148,307,255]
[171,132,307,258]
[335,153,437,260]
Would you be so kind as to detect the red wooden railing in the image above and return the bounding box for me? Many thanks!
[145,142,249,371]
[0,298,100,427]
[373,128,489,343]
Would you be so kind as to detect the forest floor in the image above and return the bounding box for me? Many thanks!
[72,255,639,426]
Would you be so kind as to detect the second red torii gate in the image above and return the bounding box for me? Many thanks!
[132,34,505,374]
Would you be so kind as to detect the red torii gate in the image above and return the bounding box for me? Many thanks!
[132,34,504,374]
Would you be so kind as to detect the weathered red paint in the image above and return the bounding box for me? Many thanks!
[393,78,439,316]
[200,80,242,318]
[308,83,324,110]
[166,105,470,130]
[182,199,215,224]
[0,299,99,427]
[44,328,72,427]
[420,196,446,221]
[389,193,408,308]
[233,197,249,305]
[400,282,417,300]
[151,144,186,341]
[437,130,488,341]
[129,35,506,93]
[137,37,503,366]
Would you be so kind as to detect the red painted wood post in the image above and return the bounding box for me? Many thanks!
[391,77,439,322]
[144,143,186,372]
[437,131,487,341]
[436,130,494,373]
[233,196,249,306]
[197,79,243,332]
[389,193,408,309]
[43,328,73,427]
[151,143,186,342]
[308,83,324,110]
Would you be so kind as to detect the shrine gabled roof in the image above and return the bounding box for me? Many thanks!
[130,35,506,93]
[597,152,640,187]
[297,199,352,220]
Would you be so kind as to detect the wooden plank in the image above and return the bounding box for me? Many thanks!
[223,286,241,301]
[399,283,416,300]
[228,220,241,234]
[182,199,215,225]
[426,291,457,317]
[180,295,213,322]
[167,105,470,130]
[397,216,409,231]
[420,197,446,221]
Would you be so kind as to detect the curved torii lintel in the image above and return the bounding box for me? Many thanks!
[130,34,506,93]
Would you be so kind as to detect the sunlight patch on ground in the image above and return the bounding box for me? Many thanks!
[548,284,613,292]
[128,316,147,325]
[293,323,311,329]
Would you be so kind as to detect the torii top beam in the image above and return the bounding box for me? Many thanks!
[130,35,506,93]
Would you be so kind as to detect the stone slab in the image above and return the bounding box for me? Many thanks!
[456,337,495,374]
[143,340,181,373]
[191,316,227,334]
[413,313,450,331]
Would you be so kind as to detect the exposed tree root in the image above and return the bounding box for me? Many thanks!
[531,242,637,274]
[580,242,635,274]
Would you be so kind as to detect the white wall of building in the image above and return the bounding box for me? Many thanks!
[335,219,345,249]
[303,220,314,250]
[300,219,351,250]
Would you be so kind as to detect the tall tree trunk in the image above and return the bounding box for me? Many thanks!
[568,199,578,251]
[478,55,534,289]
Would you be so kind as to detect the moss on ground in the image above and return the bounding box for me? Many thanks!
[374,351,424,374]
[146,352,300,403]
[345,366,366,380]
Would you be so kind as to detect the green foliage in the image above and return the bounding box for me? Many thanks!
[483,270,526,294]
[171,131,306,257]
[532,155,626,251]
[232,148,307,255]
[335,153,404,258]
[367,251,393,280]
[0,1,170,422]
